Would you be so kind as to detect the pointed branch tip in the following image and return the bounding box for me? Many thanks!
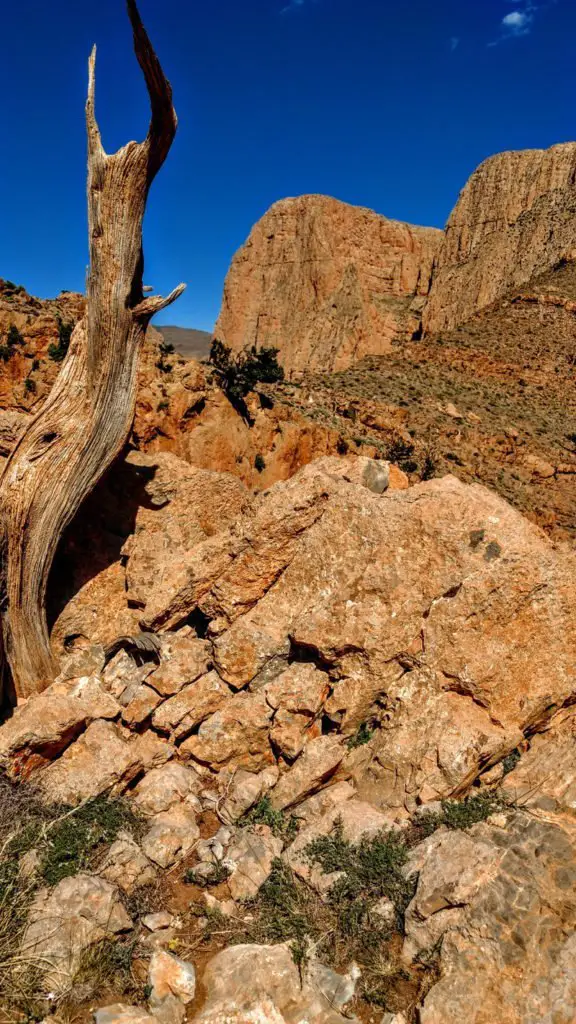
[132,283,186,320]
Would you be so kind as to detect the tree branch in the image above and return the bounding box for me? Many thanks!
[132,283,187,321]
[126,0,177,176]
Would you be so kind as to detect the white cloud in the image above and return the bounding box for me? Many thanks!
[502,9,533,33]
[503,10,530,28]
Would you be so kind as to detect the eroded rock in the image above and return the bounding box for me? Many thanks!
[21,873,132,993]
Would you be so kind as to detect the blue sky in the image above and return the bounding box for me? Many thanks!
[0,0,573,331]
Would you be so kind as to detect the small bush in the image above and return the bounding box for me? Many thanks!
[502,749,522,776]
[241,796,299,843]
[48,316,73,362]
[209,340,284,421]
[157,399,169,412]
[386,438,418,474]
[254,453,266,473]
[307,819,415,918]
[0,345,12,362]
[411,792,502,844]
[23,378,36,394]
[31,358,40,372]
[7,325,24,348]
[347,721,376,749]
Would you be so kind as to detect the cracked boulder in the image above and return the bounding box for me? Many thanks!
[192,942,357,1023]
[139,463,576,814]
[0,676,120,779]
[21,873,132,993]
[33,720,173,805]
[404,810,576,1023]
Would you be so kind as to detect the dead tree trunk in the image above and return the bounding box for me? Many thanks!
[0,0,184,701]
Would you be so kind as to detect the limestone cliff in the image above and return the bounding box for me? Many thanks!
[424,141,576,333]
[214,195,443,375]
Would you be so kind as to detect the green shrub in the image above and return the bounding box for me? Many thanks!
[209,340,284,421]
[0,345,11,362]
[7,325,24,348]
[347,721,375,749]
[157,399,169,412]
[23,377,35,394]
[48,316,73,362]
[307,819,415,918]
[254,453,266,473]
[41,795,145,886]
[241,796,299,842]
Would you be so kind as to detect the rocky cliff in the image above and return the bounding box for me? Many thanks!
[214,195,443,374]
[424,141,576,333]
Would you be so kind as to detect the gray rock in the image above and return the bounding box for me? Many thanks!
[21,873,132,993]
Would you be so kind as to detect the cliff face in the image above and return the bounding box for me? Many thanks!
[424,142,576,333]
[214,195,443,375]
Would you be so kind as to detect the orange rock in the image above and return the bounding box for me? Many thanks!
[215,195,442,375]
[425,142,576,333]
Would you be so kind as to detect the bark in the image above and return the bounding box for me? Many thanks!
[0,0,184,701]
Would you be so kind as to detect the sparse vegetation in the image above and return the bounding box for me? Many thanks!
[68,934,145,1007]
[410,791,503,844]
[386,437,418,474]
[157,398,170,411]
[347,720,376,749]
[40,795,145,886]
[0,775,146,1019]
[241,796,300,842]
[254,452,266,473]
[47,316,73,362]
[23,377,36,394]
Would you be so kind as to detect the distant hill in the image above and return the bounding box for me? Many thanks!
[158,325,212,361]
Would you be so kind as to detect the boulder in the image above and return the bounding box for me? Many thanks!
[219,765,280,823]
[131,762,202,817]
[98,838,157,894]
[34,720,172,806]
[226,825,283,900]
[141,801,200,868]
[192,942,356,1023]
[265,662,329,759]
[148,950,196,1024]
[405,811,576,1024]
[180,692,274,771]
[146,636,211,697]
[0,676,119,779]
[123,464,250,607]
[21,873,132,993]
[151,671,232,739]
[269,735,346,811]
